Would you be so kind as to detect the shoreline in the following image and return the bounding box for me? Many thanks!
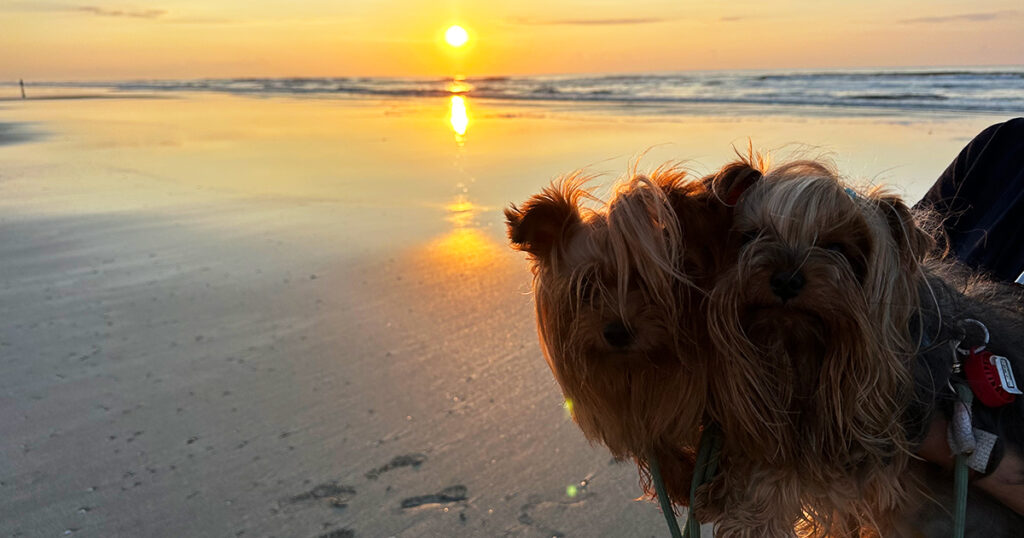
[6,66,1021,117]
[0,94,168,102]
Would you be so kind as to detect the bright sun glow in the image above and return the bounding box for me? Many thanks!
[445,25,469,48]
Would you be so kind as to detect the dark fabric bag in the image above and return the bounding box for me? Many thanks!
[916,117,1024,283]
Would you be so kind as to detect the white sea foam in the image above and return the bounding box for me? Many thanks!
[18,67,1024,114]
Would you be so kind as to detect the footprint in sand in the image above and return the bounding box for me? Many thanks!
[399,485,468,509]
[316,530,354,538]
[288,481,357,510]
[364,453,427,480]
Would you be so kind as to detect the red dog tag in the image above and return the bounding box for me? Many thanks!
[965,347,1019,407]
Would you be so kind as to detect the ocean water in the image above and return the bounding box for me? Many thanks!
[18,67,1024,114]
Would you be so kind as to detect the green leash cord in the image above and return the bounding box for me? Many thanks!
[953,382,973,538]
[650,426,722,538]
[649,456,683,538]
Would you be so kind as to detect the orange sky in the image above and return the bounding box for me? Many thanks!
[2,1,1022,80]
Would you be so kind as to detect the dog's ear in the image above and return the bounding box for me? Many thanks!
[876,194,934,263]
[644,167,698,217]
[704,160,764,206]
[505,182,584,259]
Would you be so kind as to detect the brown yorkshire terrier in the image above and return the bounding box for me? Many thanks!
[504,161,763,505]
[695,158,1024,537]
[504,171,701,503]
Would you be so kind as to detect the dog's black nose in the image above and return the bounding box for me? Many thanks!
[602,321,633,348]
[770,270,805,301]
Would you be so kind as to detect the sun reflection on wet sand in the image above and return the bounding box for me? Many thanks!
[443,196,498,262]
[427,226,503,272]
[449,95,469,145]
[446,195,476,228]
[413,196,503,275]
[405,78,497,274]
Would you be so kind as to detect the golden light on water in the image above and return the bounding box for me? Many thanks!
[444,25,469,48]
[425,227,501,273]
[409,195,501,280]
[446,196,476,228]
[449,96,468,135]
[445,78,472,94]
[426,197,501,271]
[448,95,469,143]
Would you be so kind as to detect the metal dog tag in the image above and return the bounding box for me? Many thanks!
[990,355,1023,395]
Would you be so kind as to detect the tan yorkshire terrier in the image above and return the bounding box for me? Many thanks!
[692,158,1024,537]
[508,156,1024,537]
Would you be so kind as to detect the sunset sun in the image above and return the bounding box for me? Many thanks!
[444,25,469,48]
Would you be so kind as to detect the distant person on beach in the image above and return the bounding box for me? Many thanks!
[20,79,26,99]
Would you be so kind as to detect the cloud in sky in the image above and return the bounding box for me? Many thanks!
[2,2,235,23]
[510,16,673,26]
[75,5,166,18]
[899,10,1019,24]
[4,2,167,18]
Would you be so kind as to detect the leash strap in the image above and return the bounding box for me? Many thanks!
[952,382,973,538]
[687,426,723,538]
[649,455,683,538]
[649,425,722,538]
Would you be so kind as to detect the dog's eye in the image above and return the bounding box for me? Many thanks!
[740,230,759,245]
[821,241,867,281]
[821,239,869,283]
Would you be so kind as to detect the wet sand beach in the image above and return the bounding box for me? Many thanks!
[0,90,1013,537]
